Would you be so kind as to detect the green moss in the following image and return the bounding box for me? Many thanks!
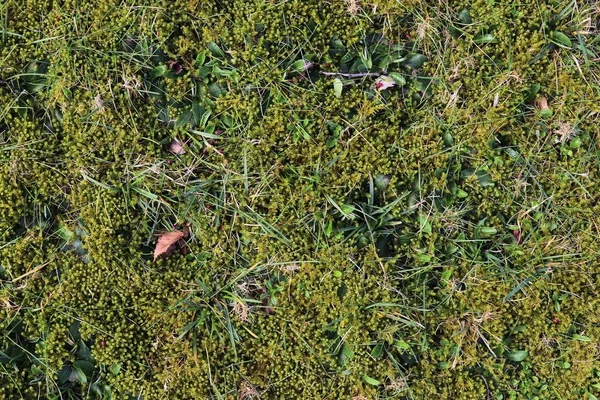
[1,0,600,398]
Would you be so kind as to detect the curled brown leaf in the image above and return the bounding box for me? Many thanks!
[153,230,186,260]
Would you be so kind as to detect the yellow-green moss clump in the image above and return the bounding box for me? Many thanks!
[1,0,600,398]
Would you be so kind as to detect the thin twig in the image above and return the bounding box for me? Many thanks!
[319,71,382,78]
[12,262,50,283]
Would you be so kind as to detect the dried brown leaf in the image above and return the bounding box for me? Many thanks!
[168,138,186,155]
[535,96,549,110]
[154,230,186,260]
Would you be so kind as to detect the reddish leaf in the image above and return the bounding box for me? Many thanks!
[168,60,183,75]
[154,230,186,260]
[375,75,396,91]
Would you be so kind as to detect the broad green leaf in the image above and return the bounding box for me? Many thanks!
[72,366,88,384]
[389,72,406,86]
[505,350,528,362]
[458,9,472,24]
[586,392,598,400]
[73,360,94,376]
[551,31,572,48]
[403,54,427,69]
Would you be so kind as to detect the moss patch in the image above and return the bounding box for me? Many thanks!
[1,0,600,398]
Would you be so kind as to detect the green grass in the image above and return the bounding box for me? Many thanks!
[1,0,600,399]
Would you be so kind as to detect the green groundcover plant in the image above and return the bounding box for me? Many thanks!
[1,0,600,398]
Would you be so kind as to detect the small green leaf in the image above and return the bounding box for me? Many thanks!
[388,72,406,86]
[109,363,121,376]
[436,362,449,370]
[585,391,598,400]
[551,31,572,48]
[57,225,75,242]
[525,83,541,102]
[151,65,168,78]
[358,48,373,70]
[395,339,410,350]
[207,42,225,58]
[480,227,497,235]
[341,204,355,216]
[198,66,212,79]
[333,78,343,98]
[176,110,192,128]
[213,65,235,77]
[77,340,93,362]
[572,334,592,342]
[458,9,472,24]
[324,220,333,237]
[477,172,495,187]
[441,269,452,285]
[73,360,94,376]
[505,350,528,362]
[418,215,432,234]
[208,82,226,97]
[196,109,211,129]
[195,51,207,66]
[62,87,73,100]
[442,131,454,147]
[190,129,222,140]
[474,34,499,44]
[290,59,311,73]
[192,100,204,126]
[415,253,432,263]
[403,54,427,69]
[370,343,384,359]
[363,375,381,386]
[342,344,354,359]
[446,243,459,255]
[72,366,88,384]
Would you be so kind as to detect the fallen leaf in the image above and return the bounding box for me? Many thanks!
[375,75,396,91]
[168,60,183,75]
[535,96,553,117]
[535,96,549,110]
[168,138,186,155]
[154,230,186,260]
[333,78,343,98]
